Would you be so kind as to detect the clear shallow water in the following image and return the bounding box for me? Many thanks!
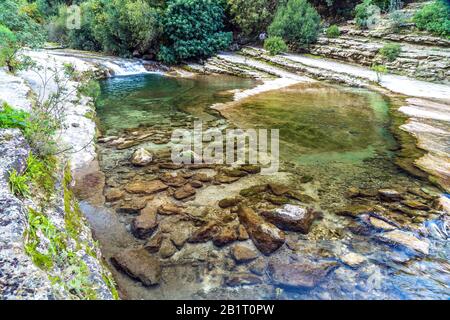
[96,73,256,134]
[93,74,449,300]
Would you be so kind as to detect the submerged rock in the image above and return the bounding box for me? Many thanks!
[125,179,168,194]
[261,204,320,233]
[117,197,149,214]
[159,238,177,258]
[231,244,259,263]
[174,184,196,200]
[158,203,185,215]
[240,164,261,174]
[340,252,366,268]
[366,216,397,231]
[268,260,338,289]
[249,258,267,275]
[376,229,430,255]
[189,221,220,243]
[104,188,124,202]
[401,199,430,211]
[213,225,238,247]
[144,232,164,253]
[239,185,267,197]
[378,189,403,202]
[130,148,153,166]
[169,221,193,249]
[237,206,285,255]
[111,248,161,286]
[218,197,241,208]
[336,204,374,218]
[224,273,263,287]
[131,204,158,239]
[268,183,290,196]
[160,172,187,187]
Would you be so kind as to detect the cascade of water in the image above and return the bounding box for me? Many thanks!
[102,59,151,76]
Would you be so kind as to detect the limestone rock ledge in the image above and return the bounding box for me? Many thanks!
[0,54,117,299]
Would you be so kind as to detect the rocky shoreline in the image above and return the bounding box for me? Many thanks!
[0,51,118,299]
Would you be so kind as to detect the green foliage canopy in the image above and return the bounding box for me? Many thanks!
[158,0,232,64]
[268,0,321,47]
[414,0,450,38]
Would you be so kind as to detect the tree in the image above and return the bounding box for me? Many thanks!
[268,0,321,47]
[371,64,387,83]
[226,0,281,37]
[158,0,232,64]
[90,0,161,55]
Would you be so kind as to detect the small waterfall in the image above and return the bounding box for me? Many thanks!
[101,59,152,76]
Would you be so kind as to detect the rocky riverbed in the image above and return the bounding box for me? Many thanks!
[74,67,449,299]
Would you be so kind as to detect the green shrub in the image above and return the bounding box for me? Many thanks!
[158,0,232,64]
[268,0,321,47]
[227,0,278,37]
[264,36,288,55]
[326,24,340,38]
[0,103,30,129]
[413,0,450,38]
[354,0,380,29]
[379,43,401,61]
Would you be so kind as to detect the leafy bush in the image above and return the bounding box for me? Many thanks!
[158,0,232,64]
[326,24,341,38]
[227,0,279,37]
[268,0,321,47]
[354,0,381,29]
[264,36,288,55]
[379,43,401,61]
[0,0,45,48]
[0,103,30,129]
[413,0,450,38]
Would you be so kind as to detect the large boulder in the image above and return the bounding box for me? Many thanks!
[131,204,158,239]
[111,248,161,286]
[261,204,320,233]
[130,148,153,166]
[268,260,338,288]
[237,206,285,255]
